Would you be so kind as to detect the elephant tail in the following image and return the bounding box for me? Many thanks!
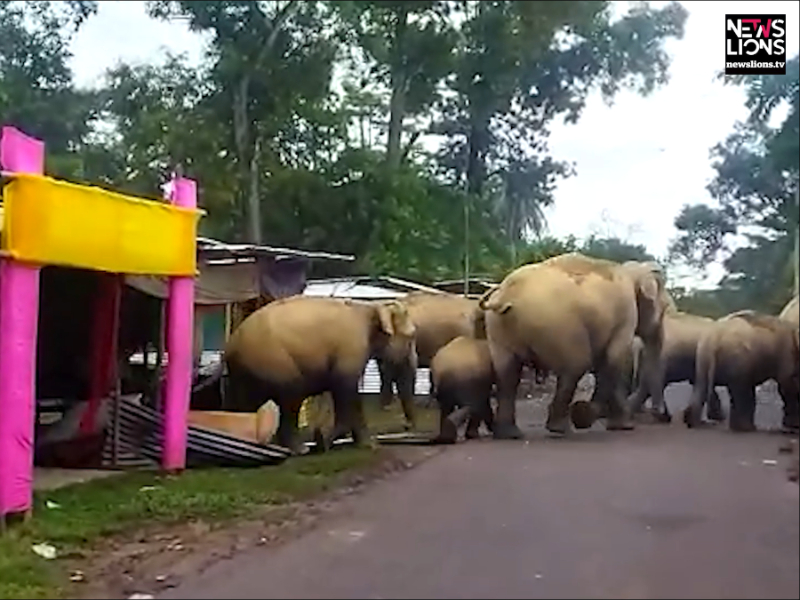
[478,285,512,315]
[694,334,717,411]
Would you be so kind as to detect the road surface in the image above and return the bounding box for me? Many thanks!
[160,383,799,600]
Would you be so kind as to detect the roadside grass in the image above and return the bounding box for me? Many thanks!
[0,400,439,599]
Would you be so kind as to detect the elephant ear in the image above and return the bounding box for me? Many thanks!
[376,302,396,336]
[626,262,667,340]
[376,301,415,338]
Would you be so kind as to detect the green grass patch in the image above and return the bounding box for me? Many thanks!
[0,448,381,599]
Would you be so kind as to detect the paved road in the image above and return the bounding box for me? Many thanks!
[161,384,799,600]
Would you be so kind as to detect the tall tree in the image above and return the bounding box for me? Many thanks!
[147,1,338,244]
[435,1,687,260]
[334,1,457,169]
[0,1,98,177]
[670,55,799,312]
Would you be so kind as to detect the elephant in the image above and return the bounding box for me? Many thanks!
[210,295,417,454]
[377,291,483,429]
[627,311,726,423]
[479,253,671,439]
[683,310,800,432]
[779,295,799,327]
[429,334,495,444]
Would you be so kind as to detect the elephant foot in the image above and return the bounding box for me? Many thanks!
[492,422,524,440]
[635,408,672,425]
[436,419,459,444]
[682,406,705,429]
[782,414,800,434]
[605,415,635,431]
[546,416,571,436]
[707,407,726,423]
[465,427,481,440]
[570,401,597,430]
[403,419,417,432]
[729,419,756,433]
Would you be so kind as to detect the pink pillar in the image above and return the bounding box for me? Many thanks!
[0,126,45,519]
[161,177,197,471]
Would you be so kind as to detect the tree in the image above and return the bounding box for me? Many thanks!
[434,1,687,263]
[670,55,799,313]
[146,1,339,244]
[0,1,98,178]
[334,1,457,169]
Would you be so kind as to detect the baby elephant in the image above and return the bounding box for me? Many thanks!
[429,336,495,443]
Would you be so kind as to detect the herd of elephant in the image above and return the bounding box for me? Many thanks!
[208,252,800,455]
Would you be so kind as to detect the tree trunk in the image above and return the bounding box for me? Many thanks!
[386,8,409,169]
[466,117,489,195]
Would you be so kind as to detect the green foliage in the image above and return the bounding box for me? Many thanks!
[670,55,799,313]
[2,0,688,283]
[0,1,98,178]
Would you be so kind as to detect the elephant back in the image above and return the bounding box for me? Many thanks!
[430,336,493,384]
[403,293,479,363]
[225,296,372,384]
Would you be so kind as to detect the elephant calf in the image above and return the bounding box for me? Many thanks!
[429,336,495,443]
[683,310,799,432]
[628,311,725,424]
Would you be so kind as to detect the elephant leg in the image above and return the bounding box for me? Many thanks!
[464,391,483,440]
[729,385,757,432]
[639,344,669,423]
[627,380,650,415]
[395,367,418,431]
[275,400,304,455]
[777,377,799,433]
[706,387,726,422]
[467,391,494,438]
[482,393,495,433]
[546,373,581,435]
[349,395,376,449]
[434,394,458,444]
[376,358,395,410]
[492,350,524,440]
[599,338,636,431]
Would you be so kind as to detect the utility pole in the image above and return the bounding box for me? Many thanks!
[463,191,470,298]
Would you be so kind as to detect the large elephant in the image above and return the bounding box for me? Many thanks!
[683,310,800,432]
[429,333,495,444]
[628,310,725,423]
[377,291,482,428]
[479,253,670,439]
[217,296,417,454]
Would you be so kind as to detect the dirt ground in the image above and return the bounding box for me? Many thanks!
[68,376,798,599]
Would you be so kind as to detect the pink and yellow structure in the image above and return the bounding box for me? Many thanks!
[0,126,204,523]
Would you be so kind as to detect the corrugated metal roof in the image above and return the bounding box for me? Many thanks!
[197,236,355,262]
[306,275,444,295]
[303,281,406,299]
